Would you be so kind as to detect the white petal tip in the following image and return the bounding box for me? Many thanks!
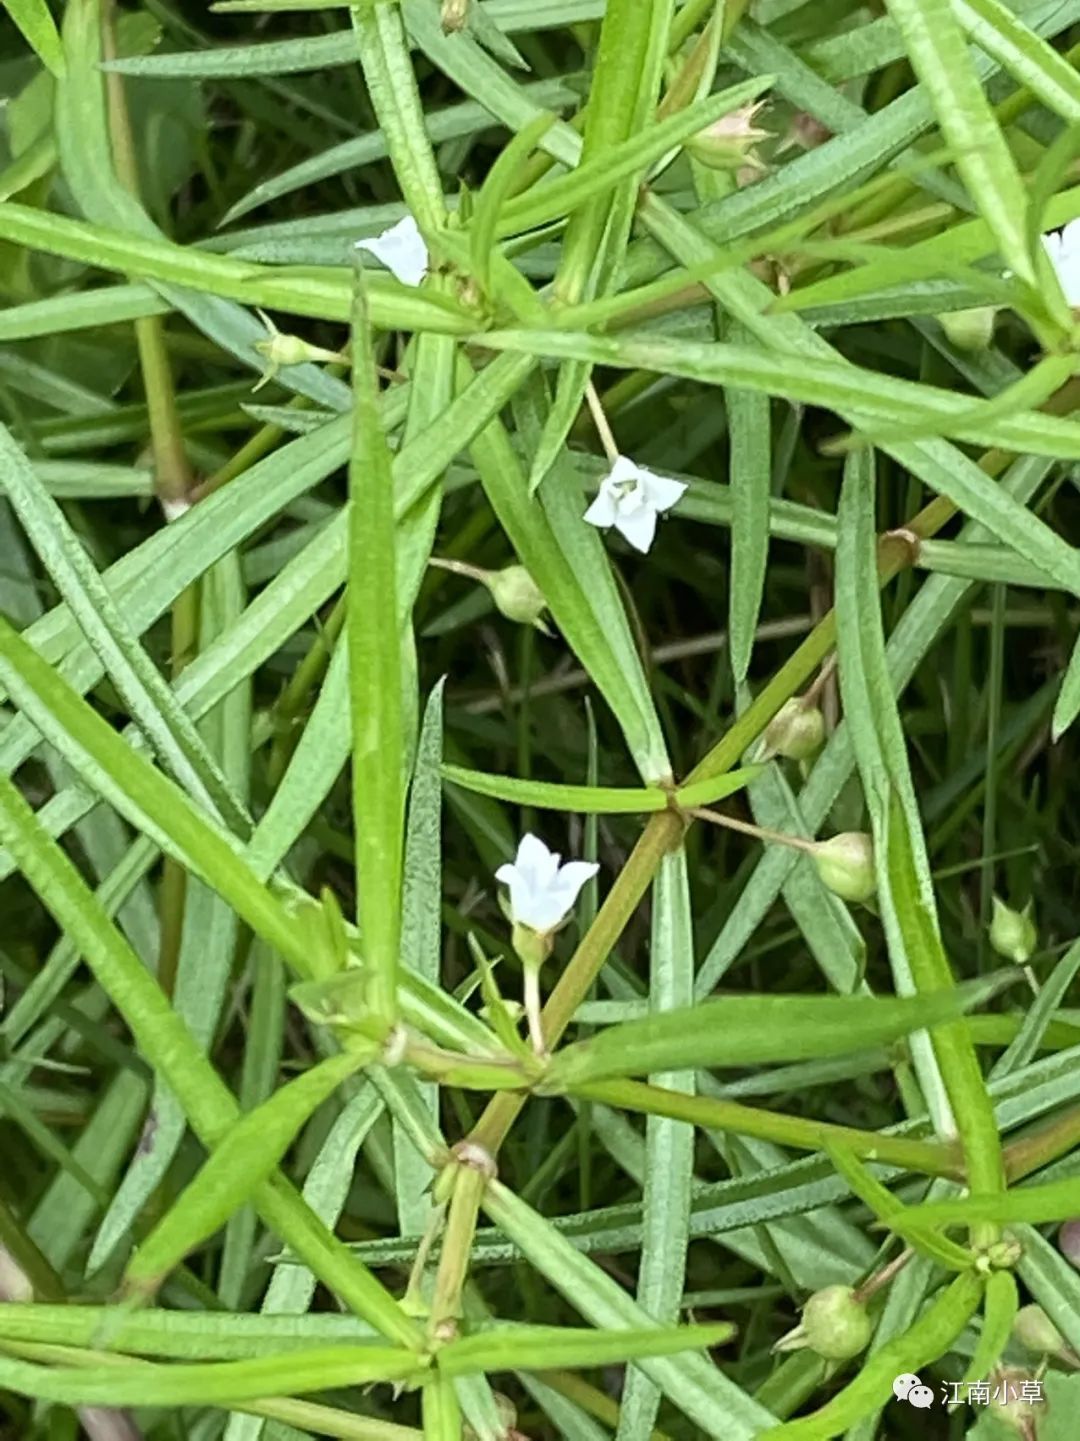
[160,496,191,522]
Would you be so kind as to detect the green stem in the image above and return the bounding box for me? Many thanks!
[428,1164,487,1340]
[574,1079,960,1178]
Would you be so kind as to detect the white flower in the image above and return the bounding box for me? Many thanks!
[583,455,688,553]
[495,834,598,934]
[1041,220,1080,305]
[354,215,429,287]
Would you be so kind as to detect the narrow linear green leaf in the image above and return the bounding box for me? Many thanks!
[442,765,668,814]
[618,848,694,1441]
[475,328,1080,461]
[873,0,1035,282]
[0,615,313,978]
[496,77,772,239]
[893,1175,1080,1230]
[349,1,446,232]
[0,1347,422,1407]
[5,0,65,76]
[471,111,557,294]
[835,447,1006,1195]
[441,1321,735,1376]
[546,976,1017,1088]
[726,354,772,689]
[0,422,250,835]
[349,272,406,1028]
[122,1046,373,1297]
[962,1269,1017,1384]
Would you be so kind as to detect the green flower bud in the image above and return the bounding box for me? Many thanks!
[688,102,770,173]
[1014,1304,1065,1356]
[253,309,345,391]
[940,306,996,352]
[485,565,551,634]
[990,897,1037,964]
[801,1285,872,1360]
[812,833,876,903]
[762,699,825,761]
[986,1233,1020,1268]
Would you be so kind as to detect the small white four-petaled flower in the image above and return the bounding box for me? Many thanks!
[1041,220,1080,306]
[583,455,688,553]
[354,215,429,287]
[496,834,598,935]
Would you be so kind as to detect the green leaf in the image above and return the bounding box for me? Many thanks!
[122,1047,373,1297]
[727,338,772,689]
[0,1346,422,1407]
[476,327,1080,461]
[442,764,669,813]
[0,615,314,978]
[825,1146,973,1270]
[5,0,65,76]
[470,110,557,294]
[891,1175,1080,1230]
[835,448,1006,1193]
[1052,631,1080,740]
[991,935,1080,1079]
[481,1180,776,1440]
[0,421,250,835]
[961,1269,1017,1385]
[463,357,671,783]
[1016,1223,1080,1355]
[952,0,1080,123]
[348,272,407,1030]
[349,1,446,232]
[0,201,473,335]
[495,77,772,239]
[395,681,447,1235]
[617,848,695,1441]
[441,1320,736,1375]
[869,0,1036,281]
[545,975,1017,1088]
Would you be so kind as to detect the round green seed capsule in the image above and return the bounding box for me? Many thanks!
[801,1284,872,1361]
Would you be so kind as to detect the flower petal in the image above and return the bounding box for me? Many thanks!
[583,490,617,528]
[615,502,658,553]
[1061,218,1080,256]
[1041,231,1063,265]
[515,833,560,890]
[639,470,688,513]
[509,874,552,931]
[355,216,429,287]
[606,454,644,487]
[551,860,599,908]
